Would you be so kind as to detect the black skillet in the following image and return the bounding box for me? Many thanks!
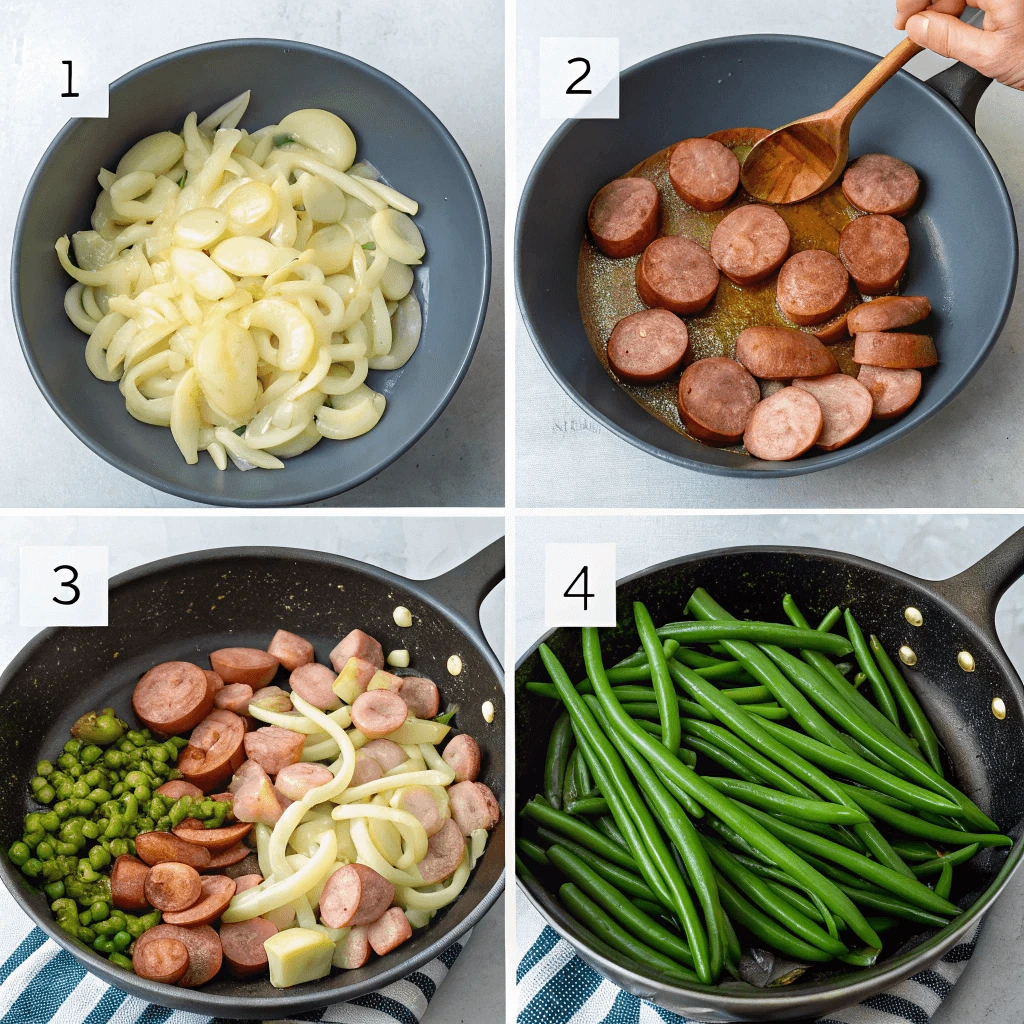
[516,529,1024,1020]
[0,541,504,1019]
[515,35,1018,477]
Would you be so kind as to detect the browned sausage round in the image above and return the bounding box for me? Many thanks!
[233,873,263,893]
[792,374,874,451]
[393,676,440,719]
[351,751,385,787]
[156,780,204,801]
[288,663,341,711]
[858,364,923,419]
[213,683,253,715]
[133,924,223,988]
[333,926,371,969]
[842,153,919,216]
[111,854,151,912]
[449,781,501,836]
[607,308,689,384]
[839,215,910,294]
[587,177,660,258]
[135,832,212,870]
[203,843,251,870]
[368,907,414,956]
[162,874,236,926]
[275,762,335,801]
[706,127,771,147]
[417,818,466,884]
[351,689,408,739]
[360,739,408,772]
[668,137,740,212]
[330,629,384,673]
[734,326,838,380]
[813,314,850,343]
[132,935,190,984]
[776,250,850,325]
[177,709,247,793]
[144,862,202,912]
[635,236,720,315]
[743,386,823,461]
[204,670,224,694]
[710,205,790,286]
[853,331,937,369]
[846,295,930,334]
[442,734,481,783]
[173,821,253,852]
[243,725,305,774]
[267,629,314,671]
[677,357,760,446]
[220,917,278,978]
[133,662,213,737]
[319,863,396,928]
[395,786,445,837]
[210,648,280,688]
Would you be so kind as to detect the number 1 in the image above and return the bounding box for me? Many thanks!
[564,566,595,610]
[61,60,79,98]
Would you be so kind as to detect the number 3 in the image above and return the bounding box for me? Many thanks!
[53,565,80,606]
[566,57,592,95]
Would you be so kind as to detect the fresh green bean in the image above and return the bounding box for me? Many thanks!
[562,749,581,810]
[517,839,550,866]
[702,777,868,824]
[534,828,659,902]
[891,840,939,862]
[708,685,772,703]
[566,797,609,816]
[837,883,953,927]
[657,617,854,656]
[573,742,593,796]
[520,799,637,870]
[935,861,953,900]
[620,700,790,724]
[596,817,629,850]
[912,844,980,877]
[772,816,866,852]
[682,736,763,784]
[844,610,900,727]
[635,601,680,755]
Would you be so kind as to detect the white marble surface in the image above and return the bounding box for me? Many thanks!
[0,0,503,508]
[514,0,1024,508]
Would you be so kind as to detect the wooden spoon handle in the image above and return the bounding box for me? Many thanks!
[831,36,924,125]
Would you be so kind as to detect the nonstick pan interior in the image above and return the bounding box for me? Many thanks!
[515,35,1018,477]
[516,543,1024,1020]
[0,546,504,1019]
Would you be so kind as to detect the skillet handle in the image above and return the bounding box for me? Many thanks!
[924,6,991,128]
[932,527,1024,637]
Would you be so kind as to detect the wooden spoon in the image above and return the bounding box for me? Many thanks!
[740,36,923,204]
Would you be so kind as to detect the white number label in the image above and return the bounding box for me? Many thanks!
[20,547,109,627]
[545,543,616,627]
[539,37,619,120]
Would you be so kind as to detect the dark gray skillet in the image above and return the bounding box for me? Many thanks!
[516,530,1024,1020]
[515,35,1018,477]
[0,541,504,1018]
[12,39,491,506]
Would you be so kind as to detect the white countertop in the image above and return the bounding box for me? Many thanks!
[515,0,1024,508]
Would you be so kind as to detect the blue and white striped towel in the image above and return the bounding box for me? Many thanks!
[517,886,979,1024]
[0,878,469,1024]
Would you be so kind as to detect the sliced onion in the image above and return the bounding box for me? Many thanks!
[369,293,421,371]
[370,208,425,265]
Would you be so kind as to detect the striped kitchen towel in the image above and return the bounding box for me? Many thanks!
[0,878,470,1024]
[518,886,979,1024]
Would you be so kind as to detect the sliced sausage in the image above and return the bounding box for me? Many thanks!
[133,924,223,988]
[330,629,384,673]
[156,780,205,801]
[333,925,371,969]
[368,907,414,956]
[203,843,251,870]
[734,326,838,380]
[846,295,930,334]
[792,374,874,451]
[223,853,261,879]
[587,177,660,258]
[359,739,408,772]
[351,689,408,739]
[842,153,919,216]
[220,917,278,979]
[110,854,151,912]
[177,709,247,793]
[204,670,224,694]
[233,873,263,893]
[743,386,823,461]
[214,683,254,715]
[393,676,440,720]
[229,758,266,792]
[144,862,202,912]
[858,364,923,419]
[289,662,341,711]
[267,630,314,671]
[813,314,850,343]
[133,661,213,737]
[319,863,396,928]
[776,250,850,325]
[710,205,790,286]
[443,734,481,783]
[243,726,305,774]
[275,762,334,801]
[351,751,385,787]
[668,137,740,212]
[677,357,760,446]
[706,127,771,147]
[173,821,253,852]
[839,215,910,294]
[417,818,466,884]
[162,874,236,926]
[853,331,937,369]
[449,781,501,836]
[132,935,190,985]
[635,236,720,315]
[135,832,212,870]
[231,763,284,826]
[395,786,444,837]
[210,648,280,688]
[607,308,690,384]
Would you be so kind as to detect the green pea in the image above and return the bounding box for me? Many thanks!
[83,769,104,788]
[138,909,161,931]
[41,860,64,883]
[80,745,102,765]
[25,813,43,832]
[102,815,125,840]
[108,952,133,972]
[78,926,95,944]
[90,901,109,922]
[155,816,171,831]
[93,935,114,954]
[89,789,111,804]
[35,785,56,805]
[55,782,74,801]
[107,911,126,932]
[148,746,169,764]
[77,861,100,883]
[41,812,61,832]
[111,931,132,952]
[123,771,147,789]
[72,780,90,799]
[7,842,30,866]
[54,841,79,857]
[36,842,54,861]
[43,881,65,900]
[117,740,134,753]
[103,750,124,770]
[30,776,47,793]
[109,838,128,857]
[78,909,92,926]
[76,800,96,816]
[23,832,43,850]
[53,801,73,820]
[64,738,83,756]
[170,736,188,750]
[126,839,136,858]
[110,783,125,798]
[134,817,154,833]
[22,858,42,878]
[67,763,83,780]
[147,797,165,819]
[150,761,171,780]
[88,846,111,871]
[93,918,118,937]
[81,821,100,840]
[36,760,54,777]
[133,787,150,805]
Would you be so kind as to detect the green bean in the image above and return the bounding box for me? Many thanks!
[682,736,763,784]
[702,777,868,825]
[516,839,549,866]
[772,816,866,852]
[762,879,839,930]
[708,684,772,703]
[573,742,593,796]
[520,800,637,870]
[844,610,900,727]
[837,883,953,927]
[596,817,629,850]
[620,700,790,724]
[657,617,854,656]
[635,601,680,754]
[673,648,732,670]
[912,844,979,877]
[800,851,886,894]
[935,861,953,900]
[534,828,658,902]
[892,840,939,862]
[562,749,581,810]
[566,797,609,816]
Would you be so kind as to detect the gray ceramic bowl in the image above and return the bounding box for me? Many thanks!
[12,39,490,506]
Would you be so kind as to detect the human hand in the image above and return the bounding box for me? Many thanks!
[895,0,1024,90]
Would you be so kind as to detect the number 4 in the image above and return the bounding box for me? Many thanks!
[564,566,595,610]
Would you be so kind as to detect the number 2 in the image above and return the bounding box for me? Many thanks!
[61,60,79,98]
[564,565,595,610]
[53,565,80,606]
[566,57,592,95]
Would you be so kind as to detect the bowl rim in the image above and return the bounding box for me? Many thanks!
[513,32,1019,479]
[0,544,505,1016]
[11,37,492,507]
